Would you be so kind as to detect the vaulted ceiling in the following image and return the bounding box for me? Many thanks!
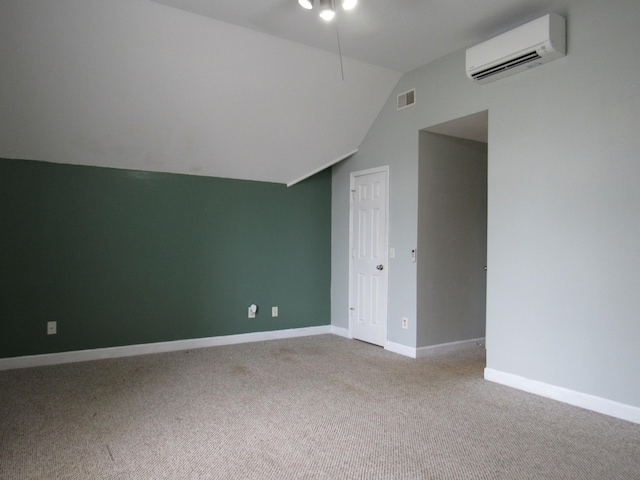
[1,0,575,185]
[152,0,575,73]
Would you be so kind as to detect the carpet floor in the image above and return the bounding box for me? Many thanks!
[1,334,639,479]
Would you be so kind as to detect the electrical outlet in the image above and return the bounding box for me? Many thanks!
[47,321,57,335]
[272,306,278,317]
[401,317,408,329]
[248,304,257,319]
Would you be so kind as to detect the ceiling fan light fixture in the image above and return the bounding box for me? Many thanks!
[319,0,335,21]
[341,0,357,10]
[298,0,313,9]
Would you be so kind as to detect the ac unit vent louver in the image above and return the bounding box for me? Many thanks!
[471,50,542,82]
[397,89,415,110]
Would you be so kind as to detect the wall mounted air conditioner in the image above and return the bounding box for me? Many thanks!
[466,13,566,84]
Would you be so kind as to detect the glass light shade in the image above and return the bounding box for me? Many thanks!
[341,0,357,10]
[319,0,335,20]
[298,0,313,9]
[319,8,335,20]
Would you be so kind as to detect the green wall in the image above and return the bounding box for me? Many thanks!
[0,159,331,358]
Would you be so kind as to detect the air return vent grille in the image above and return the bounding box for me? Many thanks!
[397,89,415,110]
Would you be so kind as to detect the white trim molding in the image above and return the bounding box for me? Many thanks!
[385,337,486,359]
[416,337,485,358]
[384,341,417,358]
[0,326,332,371]
[330,325,352,339]
[485,368,640,425]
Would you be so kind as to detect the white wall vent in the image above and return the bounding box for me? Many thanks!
[466,13,566,84]
[397,89,415,110]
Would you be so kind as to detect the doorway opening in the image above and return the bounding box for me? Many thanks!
[417,110,488,360]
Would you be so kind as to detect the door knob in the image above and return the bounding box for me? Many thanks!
[376,264,384,270]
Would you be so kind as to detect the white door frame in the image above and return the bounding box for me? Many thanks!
[348,166,390,344]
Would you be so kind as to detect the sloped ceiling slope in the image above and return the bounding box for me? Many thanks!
[0,0,401,184]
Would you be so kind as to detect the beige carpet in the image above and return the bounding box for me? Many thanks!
[1,335,639,479]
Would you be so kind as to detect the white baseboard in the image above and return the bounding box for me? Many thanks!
[330,325,352,339]
[384,341,417,358]
[385,337,486,359]
[0,325,332,371]
[416,337,485,358]
[485,368,640,425]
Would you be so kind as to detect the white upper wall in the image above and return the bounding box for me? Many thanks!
[0,0,400,184]
[332,0,640,408]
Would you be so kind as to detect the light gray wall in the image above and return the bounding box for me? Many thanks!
[417,133,487,348]
[331,94,421,347]
[486,0,640,407]
[332,0,640,408]
[331,17,487,348]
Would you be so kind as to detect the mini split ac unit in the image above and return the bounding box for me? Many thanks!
[466,13,566,84]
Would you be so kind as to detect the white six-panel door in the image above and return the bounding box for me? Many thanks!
[349,167,389,346]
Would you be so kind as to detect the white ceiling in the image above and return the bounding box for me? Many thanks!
[1,0,577,185]
[151,0,575,73]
